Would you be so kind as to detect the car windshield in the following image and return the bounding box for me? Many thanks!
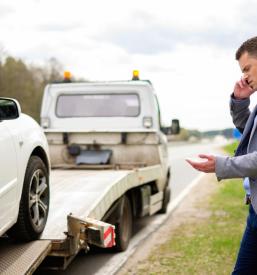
[56,93,140,117]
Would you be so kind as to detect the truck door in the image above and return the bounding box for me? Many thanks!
[0,123,18,231]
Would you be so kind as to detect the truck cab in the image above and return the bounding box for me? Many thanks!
[42,78,164,130]
[41,75,179,168]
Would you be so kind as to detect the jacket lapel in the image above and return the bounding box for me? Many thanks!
[235,105,257,156]
[249,107,257,144]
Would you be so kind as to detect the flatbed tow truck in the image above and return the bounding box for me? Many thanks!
[0,71,179,274]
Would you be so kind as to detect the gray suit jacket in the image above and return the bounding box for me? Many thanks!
[216,96,257,213]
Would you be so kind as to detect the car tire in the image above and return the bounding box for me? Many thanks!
[158,185,171,214]
[114,195,132,252]
[8,156,50,241]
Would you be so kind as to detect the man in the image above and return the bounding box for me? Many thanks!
[187,36,257,274]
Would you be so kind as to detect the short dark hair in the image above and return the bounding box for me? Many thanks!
[236,36,257,60]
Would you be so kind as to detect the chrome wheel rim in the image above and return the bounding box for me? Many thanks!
[29,169,48,229]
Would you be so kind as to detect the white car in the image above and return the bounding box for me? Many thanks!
[0,98,50,241]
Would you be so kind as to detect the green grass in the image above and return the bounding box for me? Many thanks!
[133,141,247,275]
[135,179,247,275]
[223,140,239,156]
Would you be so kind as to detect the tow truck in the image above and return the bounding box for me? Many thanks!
[0,71,180,274]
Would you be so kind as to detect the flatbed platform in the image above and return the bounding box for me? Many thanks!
[41,165,161,240]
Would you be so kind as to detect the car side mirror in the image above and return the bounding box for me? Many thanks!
[171,119,180,134]
[0,98,21,121]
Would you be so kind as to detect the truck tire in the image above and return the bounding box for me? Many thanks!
[158,185,171,214]
[114,196,132,252]
[8,156,50,241]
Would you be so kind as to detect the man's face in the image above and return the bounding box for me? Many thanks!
[239,51,257,90]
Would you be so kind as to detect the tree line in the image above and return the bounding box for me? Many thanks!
[0,51,63,122]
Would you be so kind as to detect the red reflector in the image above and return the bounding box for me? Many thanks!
[104,226,115,247]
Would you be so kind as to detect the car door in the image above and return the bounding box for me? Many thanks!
[0,122,18,232]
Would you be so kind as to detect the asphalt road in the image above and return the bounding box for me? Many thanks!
[35,140,224,275]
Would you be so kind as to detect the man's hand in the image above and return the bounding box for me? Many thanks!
[186,154,216,173]
[233,76,254,99]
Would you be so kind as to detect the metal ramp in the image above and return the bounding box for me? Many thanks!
[0,238,51,275]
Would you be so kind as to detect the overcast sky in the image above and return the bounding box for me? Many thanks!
[0,0,257,131]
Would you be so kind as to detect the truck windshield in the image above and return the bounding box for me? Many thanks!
[56,94,140,117]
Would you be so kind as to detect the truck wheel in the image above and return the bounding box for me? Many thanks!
[8,156,50,241]
[114,196,132,252]
[158,186,171,214]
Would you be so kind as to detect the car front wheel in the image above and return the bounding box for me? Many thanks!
[8,156,50,241]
